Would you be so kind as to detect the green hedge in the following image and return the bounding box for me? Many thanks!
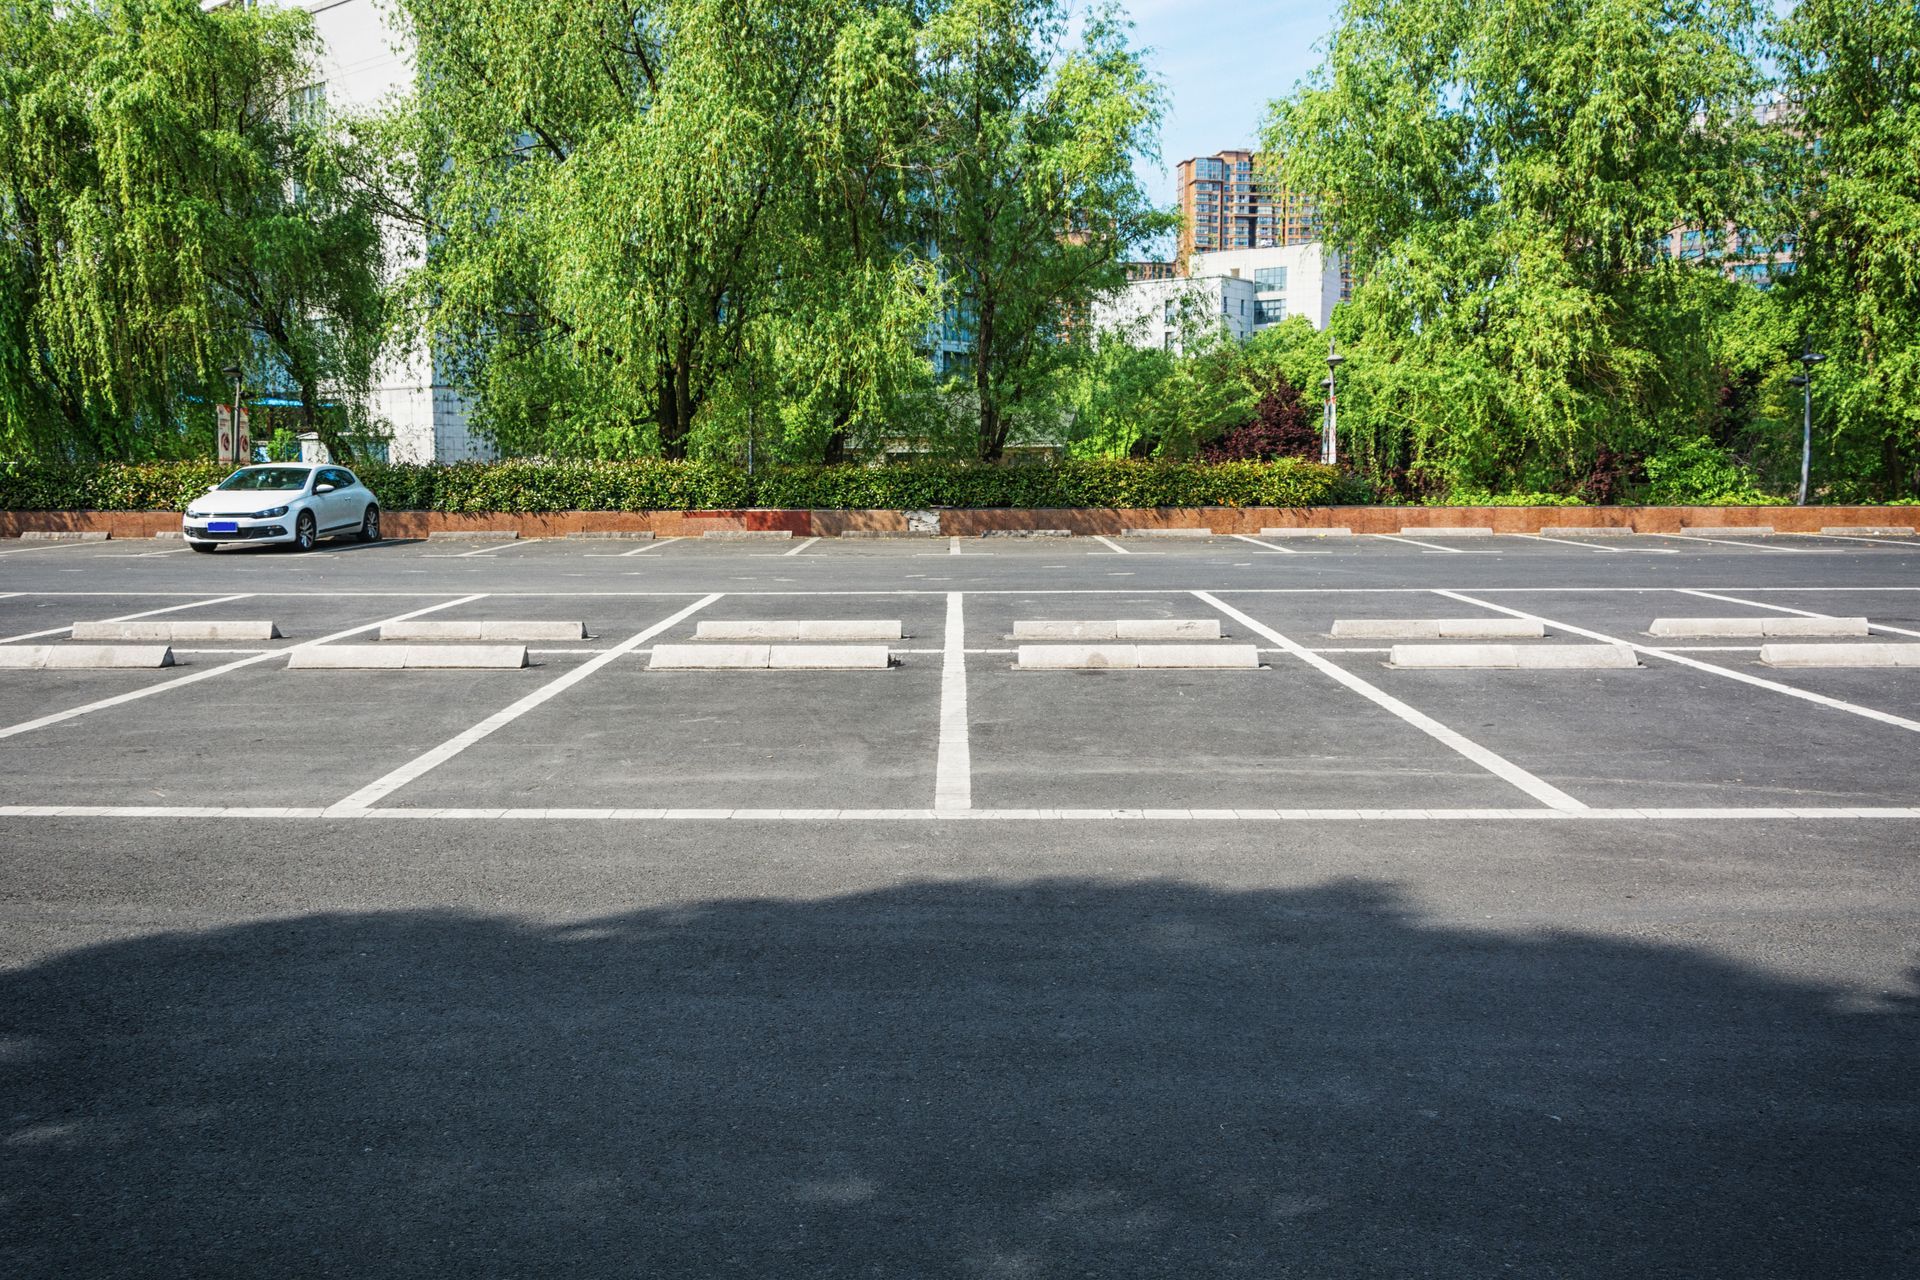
[0,458,1352,512]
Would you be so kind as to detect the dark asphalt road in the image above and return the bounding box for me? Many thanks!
[1,534,1916,1277]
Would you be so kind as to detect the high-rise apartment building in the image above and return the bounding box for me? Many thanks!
[1176,150,1318,262]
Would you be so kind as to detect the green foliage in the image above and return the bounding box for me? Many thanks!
[396,0,952,464]
[265,429,302,463]
[1264,0,1773,497]
[1065,314,1332,461]
[918,1,1175,458]
[1437,491,1589,507]
[751,458,1349,508]
[1770,0,1920,501]
[0,459,1350,512]
[0,0,386,461]
[384,0,1167,463]
[1642,437,1787,504]
[0,461,229,512]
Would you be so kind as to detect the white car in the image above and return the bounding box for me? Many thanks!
[183,465,382,552]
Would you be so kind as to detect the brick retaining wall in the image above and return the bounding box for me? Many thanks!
[3,506,1916,539]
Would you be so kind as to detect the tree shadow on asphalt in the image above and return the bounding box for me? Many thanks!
[1,877,1914,1278]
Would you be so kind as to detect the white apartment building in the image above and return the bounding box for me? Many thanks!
[209,0,489,462]
[1092,242,1344,353]
[1090,275,1261,354]
[1193,243,1344,331]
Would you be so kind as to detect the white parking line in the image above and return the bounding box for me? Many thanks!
[1091,536,1131,554]
[786,537,821,556]
[1675,588,1920,640]
[1655,533,1810,553]
[1433,589,1920,734]
[1193,591,1587,812]
[3,805,1917,822]
[585,537,683,558]
[1229,534,1298,554]
[935,592,971,812]
[0,540,103,558]
[1782,532,1918,549]
[0,595,487,741]
[1369,534,1497,554]
[1505,533,1677,555]
[324,594,722,814]
[437,539,545,558]
[0,593,256,644]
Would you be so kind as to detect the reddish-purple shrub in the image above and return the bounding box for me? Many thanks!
[1203,380,1318,462]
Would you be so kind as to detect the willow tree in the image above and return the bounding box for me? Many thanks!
[916,0,1171,461]
[1773,0,1920,500]
[393,0,937,461]
[0,0,384,460]
[1264,0,1768,494]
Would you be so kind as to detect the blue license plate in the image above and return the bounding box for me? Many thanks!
[208,521,239,532]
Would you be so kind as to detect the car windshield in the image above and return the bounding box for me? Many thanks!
[216,467,312,492]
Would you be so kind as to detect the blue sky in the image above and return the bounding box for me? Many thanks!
[1114,0,1344,208]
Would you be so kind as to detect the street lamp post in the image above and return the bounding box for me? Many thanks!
[1323,338,1344,467]
[220,364,242,468]
[1789,349,1825,506]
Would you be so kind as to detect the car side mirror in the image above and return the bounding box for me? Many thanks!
[315,483,336,493]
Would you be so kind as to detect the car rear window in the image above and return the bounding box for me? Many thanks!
[217,467,313,492]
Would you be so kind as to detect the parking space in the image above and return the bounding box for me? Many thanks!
[1235,585,1920,808]
[349,592,946,812]
[0,537,1916,819]
[0,665,559,808]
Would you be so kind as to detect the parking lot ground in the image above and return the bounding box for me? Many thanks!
[964,590,1530,811]
[2,536,1918,1277]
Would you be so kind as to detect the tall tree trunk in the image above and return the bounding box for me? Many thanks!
[656,361,682,459]
[656,342,699,460]
[975,301,1002,461]
[823,403,854,464]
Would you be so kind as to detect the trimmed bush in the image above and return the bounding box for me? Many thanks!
[0,458,1352,512]
[0,461,231,513]
[1437,490,1590,507]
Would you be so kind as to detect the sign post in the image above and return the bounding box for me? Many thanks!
[216,404,251,467]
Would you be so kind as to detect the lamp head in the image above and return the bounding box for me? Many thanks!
[220,364,241,382]
[1799,350,1825,367]
[1787,373,1809,387]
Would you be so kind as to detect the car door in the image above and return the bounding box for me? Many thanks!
[315,468,357,531]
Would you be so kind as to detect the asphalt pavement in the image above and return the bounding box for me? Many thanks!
[1,531,1915,1277]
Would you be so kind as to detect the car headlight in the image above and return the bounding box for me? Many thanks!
[184,509,203,520]
[252,505,289,519]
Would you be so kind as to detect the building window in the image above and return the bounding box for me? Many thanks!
[1254,267,1288,291]
[289,83,326,127]
[1256,300,1287,324]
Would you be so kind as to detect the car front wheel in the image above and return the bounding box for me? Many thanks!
[359,505,381,543]
[292,511,317,552]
